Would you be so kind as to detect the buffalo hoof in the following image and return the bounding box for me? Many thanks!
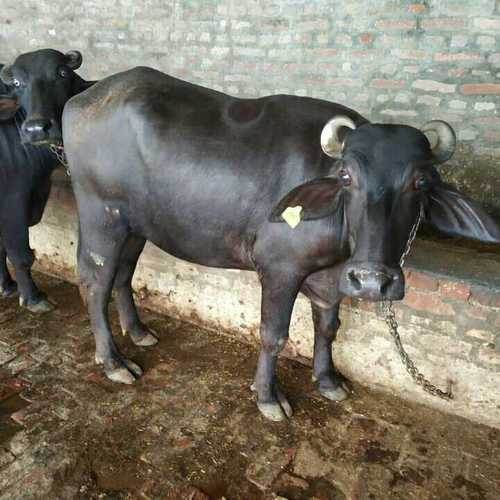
[96,355,143,384]
[0,281,18,298]
[319,384,349,402]
[20,296,54,314]
[251,383,293,422]
[126,327,159,347]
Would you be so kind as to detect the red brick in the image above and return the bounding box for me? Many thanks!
[329,78,363,87]
[476,347,500,366]
[484,130,500,142]
[470,286,500,308]
[165,487,209,500]
[460,83,500,95]
[465,329,495,343]
[296,20,329,32]
[471,117,500,129]
[350,49,384,58]
[261,63,281,73]
[0,384,17,402]
[494,314,500,328]
[303,75,326,85]
[86,371,105,383]
[434,52,482,62]
[341,296,352,307]
[176,436,193,449]
[422,17,466,30]
[448,67,468,78]
[403,290,454,316]
[10,407,29,425]
[412,79,456,93]
[375,19,416,30]
[392,49,427,60]
[466,304,489,320]
[439,281,471,302]
[473,17,500,31]
[405,271,439,291]
[369,79,406,89]
[357,299,376,312]
[408,3,426,14]
[418,334,472,358]
[295,33,312,44]
[359,32,375,44]
[305,48,339,58]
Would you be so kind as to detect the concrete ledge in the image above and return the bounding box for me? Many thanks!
[29,172,500,429]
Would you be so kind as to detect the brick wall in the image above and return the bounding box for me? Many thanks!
[1,0,500,213]
[1,2,499,426]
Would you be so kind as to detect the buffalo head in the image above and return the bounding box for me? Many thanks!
[0,49,86,145]
[272,117,500,301]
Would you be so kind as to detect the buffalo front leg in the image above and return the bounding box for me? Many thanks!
[252,271,303,421]
[113,235,157,347]
[0,239,17,298]
[78,216,143,384]
[311,302,349,401]
[0,215,51,312]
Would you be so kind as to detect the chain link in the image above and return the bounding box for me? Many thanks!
[49,143,70,176]
[382,204,453,400]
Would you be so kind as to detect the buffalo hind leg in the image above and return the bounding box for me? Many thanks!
[0,239,17,298]
[78,213,142,384]
[252,270,303,421]
[113,235,157,346]
[311,302,349,401]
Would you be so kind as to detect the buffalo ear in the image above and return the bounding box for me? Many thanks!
[0,65,14,85]
[426,182,500,243]
[270,177,342,223]
[65,50,82,70]
[0,94,19,121]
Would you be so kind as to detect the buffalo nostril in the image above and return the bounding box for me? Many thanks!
[42,121,52,132]
[348,270,362,291]
[379,274,394,296]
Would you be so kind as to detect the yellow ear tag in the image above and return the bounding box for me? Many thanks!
[281,206,303,229]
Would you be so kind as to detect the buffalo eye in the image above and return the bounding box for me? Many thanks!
[414,176,431,190]
[339,168,352,187]
[58,66,70,78]
[12,78,21,88]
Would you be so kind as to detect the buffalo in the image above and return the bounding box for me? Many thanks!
[0,63,59,312]
[3,49,498,421]
[0,51,93,313]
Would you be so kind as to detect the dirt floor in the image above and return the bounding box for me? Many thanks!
[0,273,499,500]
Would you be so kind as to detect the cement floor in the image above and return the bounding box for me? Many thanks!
[0,273,499,499]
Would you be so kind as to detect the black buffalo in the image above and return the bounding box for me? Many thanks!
[0,51,93,313]
[0,64,60,312]
[3,49,499,421]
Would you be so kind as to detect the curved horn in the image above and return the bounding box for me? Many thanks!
[320,116,356,158]
[421,120,456,164]
[65,50,82,70]
[0,64,14,85]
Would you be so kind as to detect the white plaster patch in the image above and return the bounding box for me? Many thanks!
[474,102,495,111]
[90,251,105,267]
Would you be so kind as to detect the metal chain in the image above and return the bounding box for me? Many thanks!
[49,143,70,176]
[382,204,453,400]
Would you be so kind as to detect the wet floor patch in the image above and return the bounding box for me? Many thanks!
[0,272,499,499]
